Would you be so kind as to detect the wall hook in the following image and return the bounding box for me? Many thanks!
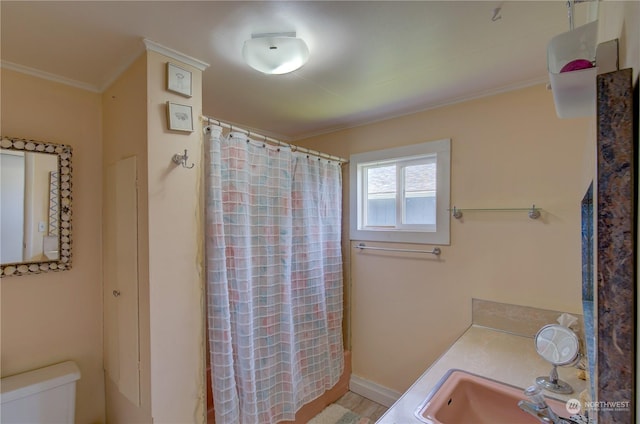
[172,149,194,169]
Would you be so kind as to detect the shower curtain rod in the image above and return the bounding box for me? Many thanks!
[201,115,348,164]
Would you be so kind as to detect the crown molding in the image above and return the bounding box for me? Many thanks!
[0,61,101,93]
[143,39,209,71]
[1,38,209,93]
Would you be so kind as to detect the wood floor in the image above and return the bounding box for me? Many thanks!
[333,391,388,422]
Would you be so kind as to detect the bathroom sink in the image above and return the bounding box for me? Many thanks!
[415,369,568,424]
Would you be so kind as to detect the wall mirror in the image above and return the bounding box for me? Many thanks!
[0,136,72,277]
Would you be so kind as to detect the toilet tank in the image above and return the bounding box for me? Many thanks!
[1,361,81,424]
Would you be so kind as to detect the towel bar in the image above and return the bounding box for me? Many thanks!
[354,243,441,256]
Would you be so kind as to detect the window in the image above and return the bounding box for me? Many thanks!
[350,139,450,245]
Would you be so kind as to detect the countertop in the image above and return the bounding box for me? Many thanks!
[376,324,587,423]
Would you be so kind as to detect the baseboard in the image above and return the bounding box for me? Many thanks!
[349,375,402,408]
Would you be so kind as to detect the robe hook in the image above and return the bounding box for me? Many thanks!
[172,149,195,169]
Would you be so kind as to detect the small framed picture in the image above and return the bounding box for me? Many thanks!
[166,102,193,132]
[166,62,192,97]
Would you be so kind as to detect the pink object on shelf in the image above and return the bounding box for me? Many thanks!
[560,59,594,73]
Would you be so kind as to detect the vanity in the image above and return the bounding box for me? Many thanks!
[377,300,586,424]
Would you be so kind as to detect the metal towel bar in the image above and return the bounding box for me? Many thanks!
[354,243,441,256]
[449,204,541,220]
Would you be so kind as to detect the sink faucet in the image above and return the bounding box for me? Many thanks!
[518,385,563,424]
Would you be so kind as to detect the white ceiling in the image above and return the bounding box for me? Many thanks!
[1,1,590,140]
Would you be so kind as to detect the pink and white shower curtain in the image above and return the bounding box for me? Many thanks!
[205,126,344,424]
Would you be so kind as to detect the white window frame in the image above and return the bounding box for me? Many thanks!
[349,139,451,245]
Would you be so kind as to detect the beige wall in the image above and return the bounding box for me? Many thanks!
[598,1,640,83]
[1,69,105,423]
[146,50,206,424]
[102,54,153,423]
[101,50,206,423]
[298,84,591,392]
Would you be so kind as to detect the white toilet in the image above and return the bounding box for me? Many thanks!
[0,361,81,423]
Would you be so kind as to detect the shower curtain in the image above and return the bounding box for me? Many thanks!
[205,126,344,424]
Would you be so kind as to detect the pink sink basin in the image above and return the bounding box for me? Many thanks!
[415,369,568,424]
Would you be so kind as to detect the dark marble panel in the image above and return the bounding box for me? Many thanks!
[596,68,635,424]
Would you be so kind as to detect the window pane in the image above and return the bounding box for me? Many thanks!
[403,163,436,225]
[367,165,396,226]
[405,195,436,224]
[367,166,396,194]
[404,163,436,192]
[367,198,396,226]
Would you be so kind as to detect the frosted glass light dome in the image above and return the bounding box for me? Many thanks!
[242,33,309,75]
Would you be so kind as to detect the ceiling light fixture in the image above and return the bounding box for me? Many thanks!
[242,32,309,75]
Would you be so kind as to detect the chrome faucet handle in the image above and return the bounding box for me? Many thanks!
[518,385,562,424]
[524,385,550,407]
[518,385,583,424]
